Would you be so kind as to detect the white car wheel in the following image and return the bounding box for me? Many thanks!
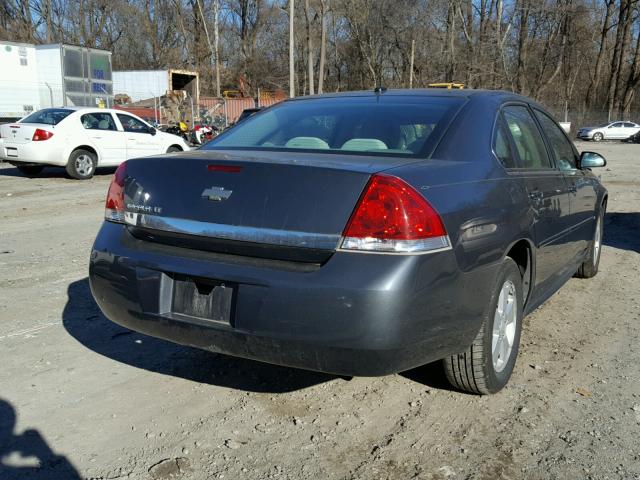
[66,149,97,180]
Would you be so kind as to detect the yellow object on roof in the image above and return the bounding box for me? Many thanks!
[428,83,465,89]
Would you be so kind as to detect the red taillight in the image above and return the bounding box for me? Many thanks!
[32,128,54,141]
[341,174,449,253]
[208,164,242,173]
[105,163,127,223]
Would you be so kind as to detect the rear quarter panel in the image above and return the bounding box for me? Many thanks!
[389,160,533,273]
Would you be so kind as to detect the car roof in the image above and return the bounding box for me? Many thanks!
[40,106,129,114]
[289,88,529,102]
[284,88,548,113]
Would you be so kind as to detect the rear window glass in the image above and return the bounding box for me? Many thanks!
[21,108,72,125]
[203,96,465,158]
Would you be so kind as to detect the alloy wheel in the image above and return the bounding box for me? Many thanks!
[75,154,94,177]
[593,215,602,267]
[492,280,517,373]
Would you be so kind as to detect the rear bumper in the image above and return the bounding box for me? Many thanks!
[1,140,63,164]
[89,222,497,376]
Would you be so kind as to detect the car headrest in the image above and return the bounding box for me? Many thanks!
[341,138,388,151]
[284,137,330,149]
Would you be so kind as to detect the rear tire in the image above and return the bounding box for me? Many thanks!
[592,132,603,142]
[575,208,604,279]
[16,165,44,177]
[66,149,97,180]
[444,258,523,394]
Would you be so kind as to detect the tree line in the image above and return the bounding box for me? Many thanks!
[1,0,640,123]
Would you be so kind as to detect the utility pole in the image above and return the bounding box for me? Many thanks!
[304,0,314,95]
[317,0,327,94]
[289,0,295,98]
[197,0,220,98]
[409,39,415,89]
[214,0,221,97]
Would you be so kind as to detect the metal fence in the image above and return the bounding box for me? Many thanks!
[199,92,287,127]
[113,94,286,128]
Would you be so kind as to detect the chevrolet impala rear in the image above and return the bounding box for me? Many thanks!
[89,90,607,394]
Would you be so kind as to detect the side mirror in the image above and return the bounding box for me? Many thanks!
[580,151,606,169]
[148,126,156,136]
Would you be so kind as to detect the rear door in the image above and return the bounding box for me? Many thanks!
[80,112,126,165]
[116,113,162,159]
[606,122,625,139]
[623,122,639,138]
[534,108,598,258]
[500,104,573,291]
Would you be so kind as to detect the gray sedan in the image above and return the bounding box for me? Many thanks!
[577,121,640,141]
[89,89,608,394]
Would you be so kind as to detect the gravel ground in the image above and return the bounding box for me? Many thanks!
[1,142,639,480]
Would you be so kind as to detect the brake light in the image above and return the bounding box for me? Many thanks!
[341,174,449,253]
[208,164,242,173]
[32,129,54,141]
[105,163,127,223]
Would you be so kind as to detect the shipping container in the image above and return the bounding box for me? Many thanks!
[37,44,113,108]
[113,69,199,105]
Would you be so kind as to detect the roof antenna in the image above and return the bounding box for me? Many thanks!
[374,86,387,94]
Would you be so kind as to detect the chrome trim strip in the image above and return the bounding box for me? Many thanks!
[129,213,342,250]
[339,235,452,255]
[538,215,595,248]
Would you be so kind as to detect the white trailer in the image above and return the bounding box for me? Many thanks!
[0,42,113,121]
[0,42,41,120]
[113,69,199,105]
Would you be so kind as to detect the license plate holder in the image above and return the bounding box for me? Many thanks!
[171,276,234,325]
[6,147,18,158]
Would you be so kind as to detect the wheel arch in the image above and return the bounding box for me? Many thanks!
[68,145,99,163]
[504,238,534,305]
[167,144,183,152]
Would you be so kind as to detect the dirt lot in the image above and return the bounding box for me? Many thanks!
[1,142,639,480]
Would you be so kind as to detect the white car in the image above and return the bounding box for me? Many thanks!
[577,121,640,142]
[0,107,190,179]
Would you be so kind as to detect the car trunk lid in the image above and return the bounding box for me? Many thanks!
[0,123,53,145]
[122,150,419,263]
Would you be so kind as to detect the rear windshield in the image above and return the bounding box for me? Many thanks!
[21,108,73,125]
[204,96,465,158]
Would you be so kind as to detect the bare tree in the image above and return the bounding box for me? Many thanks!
[2,0,640,124]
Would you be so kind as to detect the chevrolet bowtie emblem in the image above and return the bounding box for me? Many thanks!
[202,186,232,201]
